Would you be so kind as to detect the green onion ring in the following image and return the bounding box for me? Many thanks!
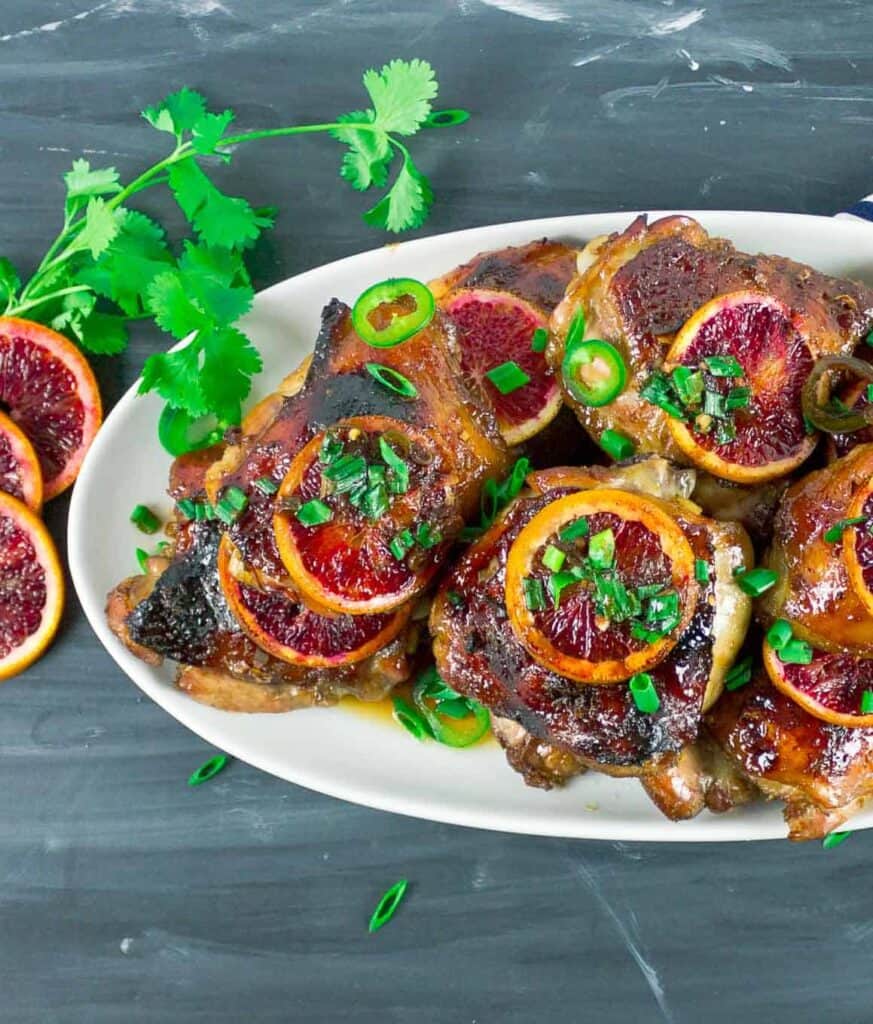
[424,108,470,128]
[368,879,409,933]
[801,355,873,434]
[365,362,418,397]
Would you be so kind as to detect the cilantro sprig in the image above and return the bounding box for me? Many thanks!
[0,59,466,428]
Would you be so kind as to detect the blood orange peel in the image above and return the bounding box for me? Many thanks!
[0,491,64,680]
[844,479,873,620]
[504,488,699,684]
[0,317,102,499]
[662,292,816,484]
[0,410,42,511]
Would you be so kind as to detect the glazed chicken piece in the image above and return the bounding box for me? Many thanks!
[548,214,873,504]
[108,294,508,711]
[705,445,873,838]
[430,456,754,818]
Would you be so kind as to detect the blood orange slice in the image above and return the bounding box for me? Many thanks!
[504,488,699,684]
[0,491,64,680]
[0,410,42,511]
[273,416,452,615]
[217,536,409,668]
[844,479,873,619]
[442,290,562,445]
[663,292,816,484]
[0,317,102,499]
[763,639,873,728]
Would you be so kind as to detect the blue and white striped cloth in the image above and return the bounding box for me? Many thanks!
[836,196,873,223]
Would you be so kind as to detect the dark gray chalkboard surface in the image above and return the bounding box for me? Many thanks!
[2,2,873,1022]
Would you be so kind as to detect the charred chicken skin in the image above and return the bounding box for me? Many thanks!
[430,456,753,811]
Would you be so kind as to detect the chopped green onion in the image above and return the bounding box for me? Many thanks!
[253,476,278,495]
[560,518,589,542]
[672,366,704,407]
[188,754,229,787]
[361,483,390,520]
[365,362,418,398]
[447,590,464,608]
[823,516,867,543]
[501,457,530,502]
[565,309,586,348]
[130,504,161,534]
[368,879,409,933]
[379,436,410,494]
[736,567,778,597]
[694,559,710,583]
[867,383,873,402]
[389,528,415,561]
[777,637,814,665]
[214,499,240,525]
[703,389,726,419]
[629,672,660,714]
[600,429,635,461]
[176,498,197,519]
[548,570,578,608]
[861,690,873,715]
[646,590,679,623]
[640,371,687,420]
[296,499,333,527]
[392,697,432,740]
[703,354,743,377]
[323,452,367,490]
[725,655,753,691]
[223,486,248,513]
[542,544,566,572]
[415,522,442,549]
[135,547,150,572]
[588,528,615,569]
[531,327,548,353]
[822,831,851,850]
[523,576,546,611]
[486,360,530,395]
[714,418,737,445]
[319,433,343,465]
[766,619,793,651]
[726,386,752,411]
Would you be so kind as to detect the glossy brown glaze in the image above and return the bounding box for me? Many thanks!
[707,674,873,840]
[759,443,873,654]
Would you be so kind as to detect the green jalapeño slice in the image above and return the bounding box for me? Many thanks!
[562,339,627,407]
[351,277,435,348]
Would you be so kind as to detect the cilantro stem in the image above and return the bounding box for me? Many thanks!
[220,121,382,147]
[9,284,95,317]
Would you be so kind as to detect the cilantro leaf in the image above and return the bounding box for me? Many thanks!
[178,249,253,326]
[64,159,122,202]
[77,198,120,259]
[332,111,392,192]
[168,158,269,249]
[51,290,96,336]
[77,312,129,355]
[146,268,209,337]
[198,326,262,422]
[139,343,208,416]
[363,153,433,233]
[192,110,234,154]
[363,59,437,135]
[0,258,20,307]
[143,88,208,136]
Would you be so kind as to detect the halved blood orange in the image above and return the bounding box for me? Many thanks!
[0,317,102,499]
[844,479,873,619]
[0,410,42,511]
[663,292,816,484]
[0,491,64,680]
[442,289,562,444]
[273,416,452,615]
[217,535,408,668]
[763,639,873,728]
[504,488,699,684]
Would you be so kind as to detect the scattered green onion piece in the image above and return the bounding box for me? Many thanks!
[867,383,873,402]
[424,108,470,127]
[588,528,615,569]
[254,476,278,496]
[600,428,635,461]
[726,386,752,411]
[703,354,743,377]
[542,544,566,572]
[559,517,589,542]
[531,327,548,353]
[324,452,367,487]
[672,366,704,407]
[640,371,686,420]
[824,517,867,543]
[415,522,442,549]
[223,486,248,513]
[135,547,150,572]
[319,433,343,465]
[352,278,434,348]
[365,362,419,398]
[213,499,239,525]
[502,457,531,502]
[703,389,727,419]
[778,637,814,665]
[486,360,530,395]
[694,559,710,583]
[389,528,415,561]
[646,590,679,623]
[368,879,409,933]
[565,308,586,349]
[736,567,778,597]
[714,418,737,445]
[629,673,660,714]
[378,436,410,490]
[725,655,754,691]
[766,619,793,651]
[562,339,627,407]
[176,498,197,519]
[447,590,464,608]
[296,499,333,527]
[130,504,161,535]
[392,697,432,741]
[523,576,546,611]
[548,570,578,608]
[822,831,851,850]
[188,754,229,787]
[361,483,390,520]
[861,689,873,715]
